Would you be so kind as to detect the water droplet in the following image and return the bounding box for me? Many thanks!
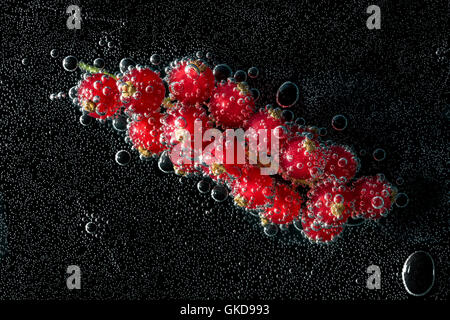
[63,56,78,72]
[115,150,131,166]
[213,64,232,82]
[281,110,294,122]
[112,116,128,131]
[197,180,211,194]
[50,49,59,58]
[158,151,174,173]
[331,114,348,131]
[150,54,161,65]
[402,251,435,296]
[93,58,105,69]
[85,222,97,234]
[79,114,92,126]
[263,223,278,237]
[395,192,409,208]
[250,88,260,102]
[211,184,228,202]
[373,148,386,161]
[248,66,259,79]
[119,58,136,73]
[234,70,247,82]
[371,196,384,209]
[276,81,299,108]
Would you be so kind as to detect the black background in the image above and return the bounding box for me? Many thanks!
[0,0,448,304]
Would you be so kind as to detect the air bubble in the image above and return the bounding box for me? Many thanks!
[115,150,131,166]
[211,185,228,202]
[373,148,386,161]
[63,56,78,72]
[331,114,347,131]
[150,54,161,65]
[276,81,299,108]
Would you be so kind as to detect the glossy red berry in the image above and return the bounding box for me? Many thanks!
[279,135,328,185]
[352,175,394,220]
[244,106,289,160]
[128,112,166,157]
[161,104,213,175]
[231,165,275,210]
[118,67,165,115]
[323,144,360,182]
[208,80,255,128]
[306,177,356,227]
[261,184,302,225]
[301,212,344,243]
[77,73,120,119]
[167,59,215,105]
[201,132,248,185]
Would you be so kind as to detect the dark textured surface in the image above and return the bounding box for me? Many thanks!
[0,0,448,301]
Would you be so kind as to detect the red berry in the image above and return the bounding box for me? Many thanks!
[352,175,394,220]
[243,106,289,160]
[208,80,255,128]
[167,59,215,105]
[231,165,275,210]
[201,131,248,185]
[161,103,213,175]
[323,144,360,182]
[118,67,165,115]
[77,73,120,119]
[261,183,303,225]
[301,212,343,243]
[128,112,166,157]
[306,177,356,227]
[279,135,328,185]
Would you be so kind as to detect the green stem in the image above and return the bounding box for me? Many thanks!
[78,61,117,79]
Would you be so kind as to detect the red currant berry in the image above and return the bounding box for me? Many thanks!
[301,212,344,243]
[128,112,166,157]
[118,66,165,115]
[231,165,275,210]
[77,73,120,119]
[279,135,328,185]
[161,103,213,176]
[261,183,303,225]
[323,144,360,182]
[306,177,356,227]
[208,80,255,128]
[167,59,215,105]
[352,175,395,220]
[244,105,289,160]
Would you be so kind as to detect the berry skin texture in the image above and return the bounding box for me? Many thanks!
[167,59,215,105]
[231,165,275,211]
[353,175,395,220]
[128,112,166,157]
[261,184,302,225]
[244,106,289,160]
[323,144,360,182]
[201,132,248,186]
[161,104,213,176]
[306,177,356,227]
[208,80,255,128]
[118,67,165,115]
[279,135,328,185]
[301,212,343,243]
[77,73,120,119]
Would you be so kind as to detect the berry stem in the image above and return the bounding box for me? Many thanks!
[78,61,117,79]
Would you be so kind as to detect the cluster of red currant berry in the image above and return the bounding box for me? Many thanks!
[73,57,398,243]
